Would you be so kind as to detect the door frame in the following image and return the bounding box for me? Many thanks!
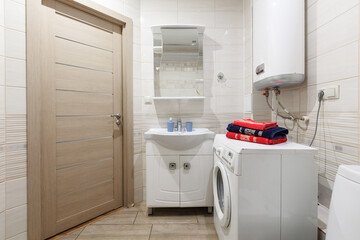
[26,0,134,239]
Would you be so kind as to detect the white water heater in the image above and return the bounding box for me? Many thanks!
[253,0,305,91]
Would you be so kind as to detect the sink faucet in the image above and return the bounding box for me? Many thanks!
[177,118,182,132]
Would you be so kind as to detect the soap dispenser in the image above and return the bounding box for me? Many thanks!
[167,117,174,132]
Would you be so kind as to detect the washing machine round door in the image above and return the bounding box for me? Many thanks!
[213,160,231,228]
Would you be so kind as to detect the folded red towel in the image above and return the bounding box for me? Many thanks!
[226,132,287,145]
[233,119,278,131]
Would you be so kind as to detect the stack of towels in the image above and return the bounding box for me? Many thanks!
[226,119,289,145]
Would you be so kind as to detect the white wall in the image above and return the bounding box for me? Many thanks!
[0,0,27,239]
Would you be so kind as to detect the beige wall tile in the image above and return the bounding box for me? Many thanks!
[0,212,5,240]
[306,41,358,86]
[7,232,27,240]
[307,0,358,33]
[0,26,4,56]
[0,56,4,85]
[141,12,178,28]
[10,0,23,5]
[5,87,26,114]
[2,0,28,237]
[0,0,4,27]
[134,187,143,203]
[4,0,25,32]
[5,143,26,180]
[5,177,27,209]
[178,11,215,28]
[215,0,243,12]
[5,117,26,144]
[5,58,26,87]
[307,6,358,60]
[215,29,243,45]
[133,153,143,172]
[0,86,4,114]
[141,0,177,12]
[178,0,215,12]
[215,45,243,63]
[0,146,4,182]
[215,11,243,29]
[134,169,143,189]
[4,29,25,59]
[5,204,27,238]
[214,62,243,81]
[0,182,5,212]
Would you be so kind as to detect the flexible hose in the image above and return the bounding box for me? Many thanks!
[309,91,324,147]
[275,93,304,121]
[265,95,293,120]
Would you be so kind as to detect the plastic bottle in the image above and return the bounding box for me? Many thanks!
[167,117,174,132]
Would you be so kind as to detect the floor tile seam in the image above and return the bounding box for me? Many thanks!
[74,227,85,240]
[133,211,139,224]
[148,224,153,240]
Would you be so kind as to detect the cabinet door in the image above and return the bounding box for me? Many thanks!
[146,155,180,207]
[281,153,317,240]
[239,153,281,240]
[180,155,213,207]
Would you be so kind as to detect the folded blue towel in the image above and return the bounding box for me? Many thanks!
[227,123,288,140]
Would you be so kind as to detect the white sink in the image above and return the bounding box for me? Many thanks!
[144,128,215,150]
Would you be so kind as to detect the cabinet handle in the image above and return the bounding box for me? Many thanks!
[169,163,176,170]
[183,162,191,170]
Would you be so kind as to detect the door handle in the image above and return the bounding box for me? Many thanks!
[169,163,176,170]
[183,163,191,170]
[111,114,122,125]
[111,114,121,119]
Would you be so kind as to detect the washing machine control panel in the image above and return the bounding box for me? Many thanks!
[215,145,240,174]
[221,148,235,171]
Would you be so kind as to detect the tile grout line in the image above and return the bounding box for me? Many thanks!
[307,3,359,35]
[133,211,139,225]
[148,224,153,240]
[74,227,85,240]
[306,39,359,62]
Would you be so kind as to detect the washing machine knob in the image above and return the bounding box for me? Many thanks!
[215,147,224,157]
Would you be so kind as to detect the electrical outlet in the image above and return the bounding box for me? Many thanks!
[319,85,339,100]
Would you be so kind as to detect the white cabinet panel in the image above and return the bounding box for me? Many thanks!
[281,153,317,240]
[146,155,180,207]
[180,155,213,207]
[239,153,281,240]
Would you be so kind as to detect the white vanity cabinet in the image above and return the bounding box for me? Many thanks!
[145,128,214,210]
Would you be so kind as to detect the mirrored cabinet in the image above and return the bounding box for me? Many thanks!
[151,25,205,99]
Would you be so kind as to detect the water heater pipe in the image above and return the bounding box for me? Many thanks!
[264,89,306,121]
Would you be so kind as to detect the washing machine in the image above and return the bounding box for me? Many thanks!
[213,134,318,240]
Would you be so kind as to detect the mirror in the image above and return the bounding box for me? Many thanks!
[151,25,205,98]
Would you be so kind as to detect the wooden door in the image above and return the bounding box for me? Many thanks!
[180,155,213,207]
[40,1,123,238]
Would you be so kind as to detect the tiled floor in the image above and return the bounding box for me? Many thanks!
[58,202,218,240]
